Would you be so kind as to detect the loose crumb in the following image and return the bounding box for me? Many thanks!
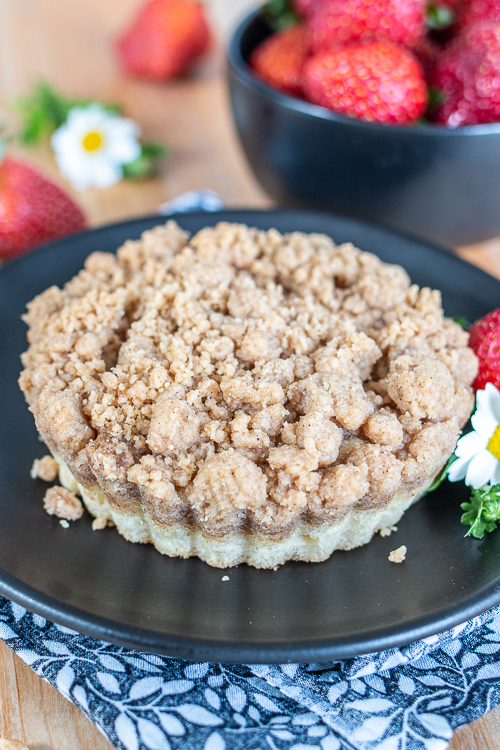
[59,520,70,528]
[43,486,83,520]
[0,739,30,750]
[222,575,230,581]
[92,517,109,530]
[30,455,58,482]
[388,545,407,563]
[379,525,398,537]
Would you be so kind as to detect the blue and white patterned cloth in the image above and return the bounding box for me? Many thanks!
[2,596,500,749]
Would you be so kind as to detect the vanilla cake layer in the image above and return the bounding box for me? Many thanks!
[55,452,442,569]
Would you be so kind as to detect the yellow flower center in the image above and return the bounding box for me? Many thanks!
[82,131,104,152]
[488,424,500,460]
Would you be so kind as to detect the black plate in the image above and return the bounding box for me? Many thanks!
[2,210,500,664]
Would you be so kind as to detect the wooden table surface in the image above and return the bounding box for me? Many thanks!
[1,0,500,747]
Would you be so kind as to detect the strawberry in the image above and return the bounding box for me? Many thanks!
[117,0,211,82]
[302,41,428,124]
[468,309,500,392]
[293,0,323,16]
[307,0,426,54]
[0,156,86,260]
[458,0,500,28]
[249,24,308,95]
[429,21,500,126]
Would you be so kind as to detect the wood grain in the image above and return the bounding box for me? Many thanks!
[0,0,499,747]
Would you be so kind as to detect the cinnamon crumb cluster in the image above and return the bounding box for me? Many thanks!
[19,222,477,539]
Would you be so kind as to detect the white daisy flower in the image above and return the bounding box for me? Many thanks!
[448,382,500,489]
[51,103,141,190]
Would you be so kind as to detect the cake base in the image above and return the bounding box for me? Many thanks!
[54,453,440,569]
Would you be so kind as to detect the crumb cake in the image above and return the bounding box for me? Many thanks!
[19,221,478,568]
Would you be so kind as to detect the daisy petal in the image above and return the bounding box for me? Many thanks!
[465,449,499,489]
[90,160,122,189]
[455,430,488,458]
[492,461,500,485]
[484,383,500,423]
[471,409,498,439]
[448,455,474,482]
[106,136,141,165]
[474,385,500,437]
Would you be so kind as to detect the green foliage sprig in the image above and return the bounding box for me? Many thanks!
[12,82,167,180]
[427,453,457,493]
[461,484,500,539]
[452,316,470,330]
[262,0,299,30]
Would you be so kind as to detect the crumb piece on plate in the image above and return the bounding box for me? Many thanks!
[222,575,230,581]
[92,517,108,530]
[388,545,407,563]
[30,455,58,482]
[59,519,70,528]
[0,739,30,750]
[379,525,398,537]
[43,486,83,520]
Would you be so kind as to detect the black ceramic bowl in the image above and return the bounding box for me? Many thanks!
[228,9,500,247]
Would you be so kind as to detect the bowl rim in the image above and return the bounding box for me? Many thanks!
[227,6,500,137]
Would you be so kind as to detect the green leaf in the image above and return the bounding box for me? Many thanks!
[12,81,122,145]
[461,484,500,539]
[261,0,299,30]
[427,3,455,30]
[425,86,445,119]
[141,141,168,159]
[426,453,457,493]
[122,141,168,180]
[452,316,470,330]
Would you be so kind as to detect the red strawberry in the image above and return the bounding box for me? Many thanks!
[468,309,500,391]
[117,0,211,81]
[293,0,323,16]
[250,24,308,96]
[0,156,86,260]
[302,41,428,124]
[458,0,500,28]
[429,21,500,126]
[307,0,426,53]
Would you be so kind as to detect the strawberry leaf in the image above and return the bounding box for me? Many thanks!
[427,3,455,30]
[262,0,299,30]
[453,316,470,330]
[426,86,445,118]
[122,141,168,180]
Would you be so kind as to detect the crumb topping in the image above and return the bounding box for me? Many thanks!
[31,455,59,482]
[92,517,110,530]
[379,525,398,537]
[43,486,83,520]
[20,222,477,535]
[389,545,407,563]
